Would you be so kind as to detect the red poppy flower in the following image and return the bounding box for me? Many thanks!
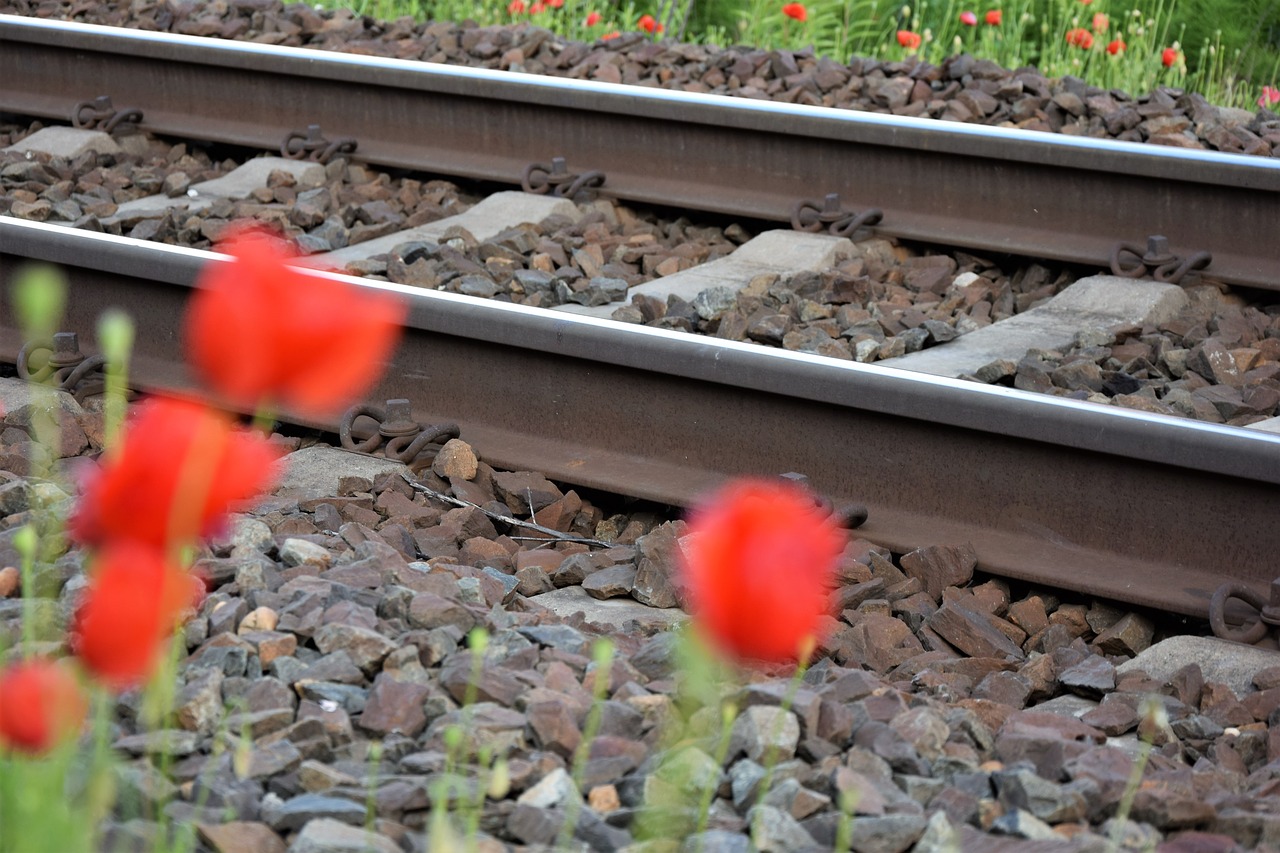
[637,13,663,33]
[1162,47,1179,67]
[529,2,545,12]
[680,479,844,665]
[1261,86,1280,108]
[507,0,525,13]
[72,544,201,690]
[896,30,922,50]
[584,10,602,25]
[70,397,279,552]
[1065,27,1094,49]
[782,3,807,21]
[0,660,86,755]
[601,29,621,39]
[186,226,405,418]
[984,9,1001,24]
[1091,12,1108,32]
[549,0,564,7]
[959,10,977,25]
[1106,38,1126,55]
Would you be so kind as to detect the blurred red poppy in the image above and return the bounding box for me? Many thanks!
[601,29,621,39]
[1065,27,1094,49]
[507,0,525,13]
[638,13,663,33]
[1106,38,1126,55]
[782,3,807,22]
[984,9,1001,24]
[1091,12,1108,32]
[959,10,977,26]
[680,479,844,665]
[1162,47,1179,67]
[70,397,279,551]
[72,544,201,690]
[0,659,86,755]
[186,227,405,418]
[1261,86,1280,108]
[897,30,922,50]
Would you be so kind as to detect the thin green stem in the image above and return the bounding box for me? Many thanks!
[693,700,738,850]
[750,657,809,846]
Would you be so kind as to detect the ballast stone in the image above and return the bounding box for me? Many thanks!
[1116,635,1280,698]
[274,446,406,499]
[554,229,855,319]
[879,275,1189,378]
[308,191,581,268]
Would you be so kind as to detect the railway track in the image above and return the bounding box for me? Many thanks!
[1,16,1279,624]
[7,9,1280,852]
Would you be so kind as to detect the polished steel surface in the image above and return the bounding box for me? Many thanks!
[2,16,1279,290]
[3,218,1278,619]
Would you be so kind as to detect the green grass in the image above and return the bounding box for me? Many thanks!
[316,0,1280,110]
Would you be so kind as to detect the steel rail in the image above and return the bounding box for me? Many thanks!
[2,16,1279,291]
[2,217,1278,620]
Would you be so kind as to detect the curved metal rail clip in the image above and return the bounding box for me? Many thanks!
[281,125,358,164]
[521,157,606,201]
[1109,235,1211,285]
[792,193,883,240]
[71,96,144,134]
[1209,579,1280,645]
[18,332,107,402]
[779,471,869,530]
[340,399,461,465]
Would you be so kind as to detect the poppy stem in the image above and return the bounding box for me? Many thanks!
[693,700,738,848]
[750,655,810,844]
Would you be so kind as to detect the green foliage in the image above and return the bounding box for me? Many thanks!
[319,0,1279,108]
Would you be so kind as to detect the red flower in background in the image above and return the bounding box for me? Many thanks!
[959,10,977,26]
[507,0,525,13]
[637,13,663,33]
[70,397,279,551]
[1065,27,1094,49]
[72,544,202,690]
[897,30,922,50]
[782,3,807,22]
[185,227,405,418]
[1162,47,1179,67]
[984,9,1001,24]
[601,29,621,39]
[1106,38,1126,55]
[680,479,844,665]
[549,0,564,7]
[529,2,545,12]
[584,11,602,25]
[1091,12,1108,32]
[1261,86,1280,108]
[0,660,86,754]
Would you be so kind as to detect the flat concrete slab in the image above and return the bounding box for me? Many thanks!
[274,445,406,499]
[879,275,1188,378]
[105,156,323,224]
[1116,634,1280,697]
[3,126,122,159]
[555,229,855,319]
[530,585,686,632]
[309,191,581,269]
[1246,417,1280,434]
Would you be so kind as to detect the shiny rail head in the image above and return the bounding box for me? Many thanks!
[3,14,1280,190]
[4,216,1280,488]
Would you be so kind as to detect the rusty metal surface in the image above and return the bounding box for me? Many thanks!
[3,218,1280,620]
[2,16,1280,290]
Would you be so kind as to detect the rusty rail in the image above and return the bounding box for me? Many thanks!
[1,16,1279,290]
[3,218,1279,621]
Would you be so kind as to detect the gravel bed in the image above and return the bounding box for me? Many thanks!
[3,382,1278,853]
[4,0,1280,157]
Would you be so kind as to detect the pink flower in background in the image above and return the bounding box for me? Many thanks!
[959,10,977,26]
[1259,86,1280,108]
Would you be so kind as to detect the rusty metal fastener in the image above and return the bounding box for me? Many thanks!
[521,157,606,200]
[1109,235,1212,285]
[71,95,144,134]
[281,125,358,164]
[1208,578,1280,645]
[791,193,883,240]
[779,471,868,530]
[18,332,108,401]
[339,399,461,464]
